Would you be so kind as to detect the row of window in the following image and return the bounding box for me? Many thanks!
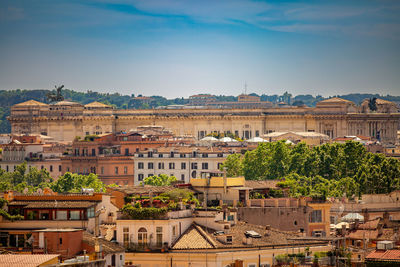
[138,162,213,170]
[198,130,260,139]
[74,147,138,157]
[137,152,224,158]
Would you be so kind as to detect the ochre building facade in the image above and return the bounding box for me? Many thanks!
[8,98,400,144]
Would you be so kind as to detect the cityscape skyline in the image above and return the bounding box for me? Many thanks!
[0,0,399,98]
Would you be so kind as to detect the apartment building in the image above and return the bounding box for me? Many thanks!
[133,146,242,184]
[61,130,191,185]
[0,138,64,178]
[0,191,118,239]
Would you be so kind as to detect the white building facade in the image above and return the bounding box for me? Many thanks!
[133,147,238,185]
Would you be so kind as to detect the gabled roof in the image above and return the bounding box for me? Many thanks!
[13,100,48,107]
[172,221,322,250]
[84,101,111,108]
[172,223,217,249]
[318,97,354,104]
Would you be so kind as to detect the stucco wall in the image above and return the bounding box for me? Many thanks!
[238,206,311,233]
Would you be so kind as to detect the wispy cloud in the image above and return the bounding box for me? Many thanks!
[130,0,271,24]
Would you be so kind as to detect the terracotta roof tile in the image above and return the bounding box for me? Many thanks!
[318,97,354,104]
[110,185,178,195]
[366,249,400,262]
[82,232,125,254]
[8,201,97,208]
[347,230,379,240]
[358,218,381,230]
[84,101,111,108]
[13,100,48,107]
[172,224,216,249]
[0,254,59,267]
[245,180,279,189]
[173,222,324,250]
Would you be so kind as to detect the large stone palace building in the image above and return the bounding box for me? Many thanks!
[8,98,400,144]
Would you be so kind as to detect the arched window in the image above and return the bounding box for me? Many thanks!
[138,228,148,248]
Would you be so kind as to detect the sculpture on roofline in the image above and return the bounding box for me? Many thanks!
[47,85,65,102]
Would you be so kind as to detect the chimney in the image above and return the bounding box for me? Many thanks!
[362,209,370,222]
[354,218,360,229]
[341,224,347,236]
[265,225,270,236]
[242,236,253,245]
[383,212,390,227]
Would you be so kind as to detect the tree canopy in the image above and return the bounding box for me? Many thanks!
[143,174,177,186]
[0,162,106,193]
[221,141,400,198]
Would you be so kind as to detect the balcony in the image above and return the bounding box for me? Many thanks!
[118,209,192,220]
[123,242,167,253]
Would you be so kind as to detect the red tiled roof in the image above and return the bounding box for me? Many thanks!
[359,218,381,230]
[356,135,371,141]
[8,201,97,209]
[334,137,353,141]
[366,249,400,262]
[347,230,379,240]
[0,254,59,267]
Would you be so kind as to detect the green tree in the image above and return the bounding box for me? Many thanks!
[242,143,271,180]
[266,141,290,179]
[219,153,243,177]
[51,172,75,192]
[143,174,177,186]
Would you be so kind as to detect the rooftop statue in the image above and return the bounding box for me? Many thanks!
[47,85,65,102]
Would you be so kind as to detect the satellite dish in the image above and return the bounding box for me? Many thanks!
[23,188,29,194]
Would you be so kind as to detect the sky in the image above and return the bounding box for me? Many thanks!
[0,0,399,98]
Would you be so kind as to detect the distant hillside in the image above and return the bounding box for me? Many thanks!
[1,89,399,133]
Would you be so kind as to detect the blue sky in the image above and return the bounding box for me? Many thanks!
[0,0,399,98]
